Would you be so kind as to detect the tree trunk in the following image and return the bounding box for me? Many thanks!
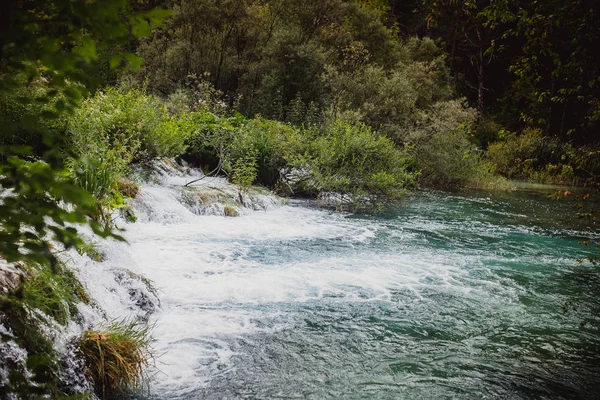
[477,46,485,116]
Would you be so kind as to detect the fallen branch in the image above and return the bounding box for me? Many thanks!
[184,159,223,187]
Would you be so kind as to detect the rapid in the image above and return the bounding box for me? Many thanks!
[79,163,600,399]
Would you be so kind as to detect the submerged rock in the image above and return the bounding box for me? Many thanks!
[58,342,94,397]
[0,325,30,398]
[111,268,160,317]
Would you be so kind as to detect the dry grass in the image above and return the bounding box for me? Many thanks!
[199,192,211,204]
[118,179,140,198]
[79,320,153,397]
[223,206,239,217]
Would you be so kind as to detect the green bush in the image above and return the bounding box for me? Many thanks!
[70,149,131,227]
[408,100,497,188]
[185,114,299,188]
[297,120,417,210]
[69,87,191,162]
[68,87,193,224]
[487,128,600,184]
[184,112,245,172]
[224,118,298,187]
[486,128,583,184]
[184,113,415,210]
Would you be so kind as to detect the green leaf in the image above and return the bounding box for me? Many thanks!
[123,53,143,72]
[73,37,98,60]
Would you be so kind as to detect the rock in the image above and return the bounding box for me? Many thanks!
[0,261,21,294]
[58,342,94,396]
[111,269,160,317]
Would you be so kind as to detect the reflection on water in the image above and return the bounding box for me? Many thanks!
[121,186,599,399]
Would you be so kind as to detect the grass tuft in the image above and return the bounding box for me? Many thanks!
[75,240,106,262]
[21,262,85,325]
[223,206,239,217]
[199,192,211,204]
[79,320,153,397]
[118,179,140,199]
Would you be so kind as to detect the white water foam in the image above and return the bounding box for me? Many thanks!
[72,177,529,397]
[72,162,593,398]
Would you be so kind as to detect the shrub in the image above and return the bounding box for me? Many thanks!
[486,127,584,184]
[408,100,497,188]
[70,150,131,227]
[230,150,258,188]
[79,320,152,397]
[69,87,193,224]
[295,120,417,210]
[69,87,191,162]
[184,112,244,172]
[223,118,297,187]
[486,128,542,179]
[184,113,415,210]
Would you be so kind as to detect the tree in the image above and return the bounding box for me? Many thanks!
[424,0,600,144]
[134,0,403,120]
[0,0,168,266]
[505,0,600,142]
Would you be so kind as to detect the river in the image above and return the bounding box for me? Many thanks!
[96,179,600,399]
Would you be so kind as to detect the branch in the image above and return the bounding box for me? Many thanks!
[184,159,223,187]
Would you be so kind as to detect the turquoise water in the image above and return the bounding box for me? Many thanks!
[130,188,600,399]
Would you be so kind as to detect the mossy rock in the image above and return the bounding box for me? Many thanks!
[223,206,239,217]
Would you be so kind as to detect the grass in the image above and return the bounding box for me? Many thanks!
[118,179,140,199]
[75,240,106,262]
[223,206,239,217]
[21,262,87,325]
[79,320,153,397]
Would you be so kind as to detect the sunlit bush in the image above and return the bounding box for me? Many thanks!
[296,120,418,209]
[69,87,191,162]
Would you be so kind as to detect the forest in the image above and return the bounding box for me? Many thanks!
[1,0,599,398]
